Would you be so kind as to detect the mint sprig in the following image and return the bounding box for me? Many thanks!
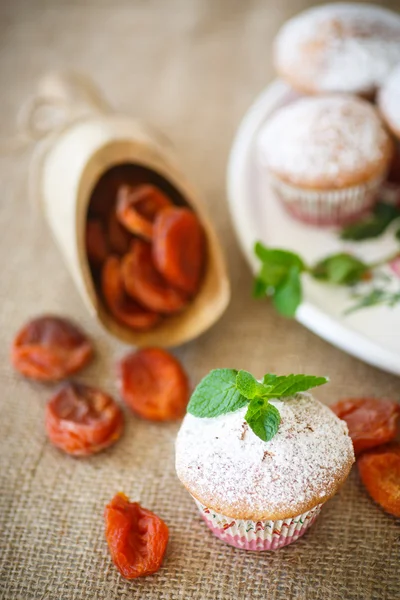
[340,201,400,241]
[187,369,328,442]
[254,241,400,317]
[311,253,369,285]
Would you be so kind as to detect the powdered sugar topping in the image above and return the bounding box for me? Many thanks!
[176,393,354,519]
[379,64,400,135]
[257,95,388,187]
[275,3,400,94]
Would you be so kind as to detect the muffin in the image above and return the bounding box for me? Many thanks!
[378,66,400,196]
[379,65,400,140]
[257,95,393,225]
[274,3,400,97]
[176,391,354,551]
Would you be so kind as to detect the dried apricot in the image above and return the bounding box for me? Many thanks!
[45,382,123,456]
[331,397,399,455]
[86,219,108,267]
[88,166,152,222]
[153,207,205,295]
[118,347,190,421]
[107,210,132,255]
[387,147,400,185]
[105,492,169,579]
[101,256,160,330]
[121,240,188,314]
[358,443,400,517]
[116,184,172,240]
[11,316,93,381]
[88,171,122,222]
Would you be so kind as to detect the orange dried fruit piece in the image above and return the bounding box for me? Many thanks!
[107,210,132,255]
[86,219,109,267]
[118,347,190,421]
[101,256,160,330]
[116,184,172,240]
[105,492,169,579]
[153,206,206,295]
[330,397,399,455]
[121,240,188,314]
[45,382,123,456]
[358,443,400,518]
[11,316,93,381]
[387,147,400,185]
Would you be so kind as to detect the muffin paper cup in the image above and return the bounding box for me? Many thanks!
[268,173,384,226]
[193,497,322,551]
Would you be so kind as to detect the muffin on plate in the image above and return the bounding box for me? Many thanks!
[176,369,354,551]
[379,64,400,141]
[274,3,400,97]
[257,95,393,226]
[378,65,400,195]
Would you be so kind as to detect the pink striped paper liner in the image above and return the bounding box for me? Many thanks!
[267,172,384,226]
[193,497,322,551]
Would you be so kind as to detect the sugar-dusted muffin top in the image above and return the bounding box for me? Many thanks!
[176,392,354,520]
[274,3,400,96]
[257,95,392,190]
[379,64,400,139]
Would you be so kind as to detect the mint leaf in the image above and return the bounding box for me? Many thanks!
[374,201,400,221]
[262,374,277,386]
[261,374,329,398]
[253,243,306,318]
[273,265,302,317]
[236,370,267,399]
[254,243,306,275]
[253,277,268,299]
[311,253,368,285]
[340,202,400,241]
[258,261,289,288]
[236,370,258,399]
[245,398,281,442]
[187,369,248,418]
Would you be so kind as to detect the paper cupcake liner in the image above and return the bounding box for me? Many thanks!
[268,173,384,226]
[380,143,400,205]
[193,497,322,551]
[380,181,400,205]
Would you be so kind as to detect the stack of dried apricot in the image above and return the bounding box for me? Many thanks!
[331,397,400,518]
[85,165,206,331]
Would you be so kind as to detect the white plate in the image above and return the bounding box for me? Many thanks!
[227,79,400,376]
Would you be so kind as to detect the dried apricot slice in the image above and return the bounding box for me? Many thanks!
[387,147,400,185]
[107,210,132,255]
[88,170,126,222]
[358,443,400,517]
[330,397,399,455]
[45,382,123,456]
[116,184,172,240]
[118,347,190,421]
[86,219,108,267]
[105,492,169,579]
[153,207,205,295]
[121,240,188,314]
[101,256,160,330]
[11,316,93,381]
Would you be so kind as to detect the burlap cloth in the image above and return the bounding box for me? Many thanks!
[1,1,399,598]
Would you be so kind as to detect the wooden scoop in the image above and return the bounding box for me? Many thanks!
[35,71,230,347]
